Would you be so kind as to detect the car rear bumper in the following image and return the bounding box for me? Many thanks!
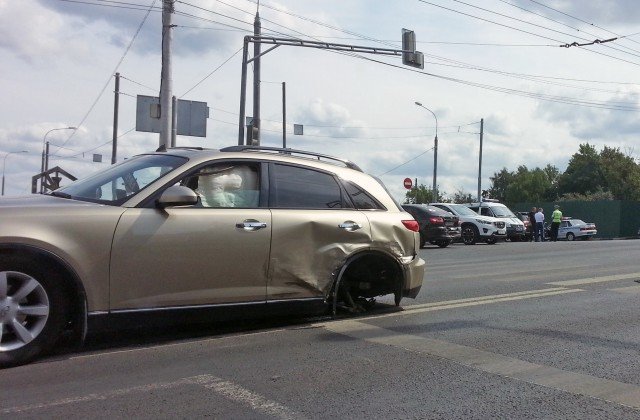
[402,254,425,298]
[425,226,461,242]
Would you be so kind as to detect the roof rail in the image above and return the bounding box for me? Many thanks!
[156,146,208,152]
[220,145,363,172]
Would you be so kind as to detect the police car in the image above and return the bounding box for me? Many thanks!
[557,217,597,241]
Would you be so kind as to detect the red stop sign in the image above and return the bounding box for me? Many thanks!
[403,177,412,189]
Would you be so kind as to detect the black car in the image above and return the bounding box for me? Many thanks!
[402,204,461,248]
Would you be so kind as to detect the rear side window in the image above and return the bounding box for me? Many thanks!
[271,164,344,209]
[344,182,384,210]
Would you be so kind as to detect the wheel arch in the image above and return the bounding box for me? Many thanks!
[0,243,88,345]
[330,249,405,315]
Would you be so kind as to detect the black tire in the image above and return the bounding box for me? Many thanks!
[566,232,575,241]
[461,224,478,245]
[486,237,497,245]
[0,254,70,368]
[436,240,450,248]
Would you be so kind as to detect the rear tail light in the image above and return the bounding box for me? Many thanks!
[429,217,444,225]
[402,220,420,232]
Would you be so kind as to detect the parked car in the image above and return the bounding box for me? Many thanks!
[557,218,597,241]
[401,204,461,248]
[430,203,507,245]
[516,211,533,241]
[0,145,426,367]
[466,201,526,241]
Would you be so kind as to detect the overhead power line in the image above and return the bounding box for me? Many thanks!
[55,0,157,153]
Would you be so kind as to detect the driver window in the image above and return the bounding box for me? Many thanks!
[481,208,491,216]
[183,162,260,208]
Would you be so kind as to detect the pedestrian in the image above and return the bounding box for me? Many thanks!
[551,204,562,242]
[534,207,545,242]
[527,206,537,242]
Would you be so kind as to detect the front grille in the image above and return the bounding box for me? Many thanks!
[494,221,506,229]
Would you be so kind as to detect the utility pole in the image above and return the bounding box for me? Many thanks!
[159,0,174,149]
[252,3,261,145]
[111,72,120,164]
[282,82,286,148]
[477,118,484,202]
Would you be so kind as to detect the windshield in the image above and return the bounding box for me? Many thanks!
[490,205,516,218]
[447,204,480,216]
[57,154,188,205]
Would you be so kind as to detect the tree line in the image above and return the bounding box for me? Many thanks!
[405,144,640,205]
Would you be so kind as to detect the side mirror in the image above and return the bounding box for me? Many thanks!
[157,185,198,208]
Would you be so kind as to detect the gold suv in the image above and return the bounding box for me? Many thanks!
[0,146,425,367]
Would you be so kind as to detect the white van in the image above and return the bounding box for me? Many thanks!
[466,200,526,241]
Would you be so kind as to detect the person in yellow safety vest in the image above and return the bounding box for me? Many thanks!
[550,204,563,242]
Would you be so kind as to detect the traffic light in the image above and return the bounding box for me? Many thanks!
[402,29,424,69]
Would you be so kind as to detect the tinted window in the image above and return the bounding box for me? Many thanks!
[345,182,384,210]
[272,164,343,209]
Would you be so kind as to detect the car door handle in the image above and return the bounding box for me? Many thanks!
[236,219,268,231]
[339,221,362,232]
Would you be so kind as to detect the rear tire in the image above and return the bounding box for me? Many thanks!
[436,240,450,248]
[0,255,70,368]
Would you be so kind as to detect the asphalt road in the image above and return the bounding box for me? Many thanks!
[3,239,640,419]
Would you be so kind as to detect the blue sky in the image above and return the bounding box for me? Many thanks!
[1,0,639,200]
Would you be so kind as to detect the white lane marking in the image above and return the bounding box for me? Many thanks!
[72,288,582,360]
[333,288,583,324]
[610,285,640,294]
[1,374,303,419]
[203,377,302,420]
[325,320,640,410]
[547,273,640,287]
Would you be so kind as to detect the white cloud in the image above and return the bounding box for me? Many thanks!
[2,0,640,203]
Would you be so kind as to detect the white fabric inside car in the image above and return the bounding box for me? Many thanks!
[196,165,258,208]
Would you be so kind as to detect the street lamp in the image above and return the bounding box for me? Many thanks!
[2,150,28,196]
[414,101,438,201]
[41,126,76,192]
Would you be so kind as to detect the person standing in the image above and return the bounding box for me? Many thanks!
[527,207,537,242]
[551,204,562,242]
[534,207,545,242]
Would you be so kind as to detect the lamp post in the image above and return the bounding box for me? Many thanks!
[41,127,76,193]
[2,150,28,196]
[414,102,438,201]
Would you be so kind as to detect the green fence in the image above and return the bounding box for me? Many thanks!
[512,200,640,239]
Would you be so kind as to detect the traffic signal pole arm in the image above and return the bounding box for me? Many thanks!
[237,33,423,145]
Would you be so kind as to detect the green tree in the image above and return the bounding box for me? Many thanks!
[450,188,473,204]
[404,184,442,204]
[598,146,640,200]
[488,167,513,202]
[557,143,605,196]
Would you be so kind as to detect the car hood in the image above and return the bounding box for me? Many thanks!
[498,216,523,225]
[0,194,104,208]
[463,214,499,223]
